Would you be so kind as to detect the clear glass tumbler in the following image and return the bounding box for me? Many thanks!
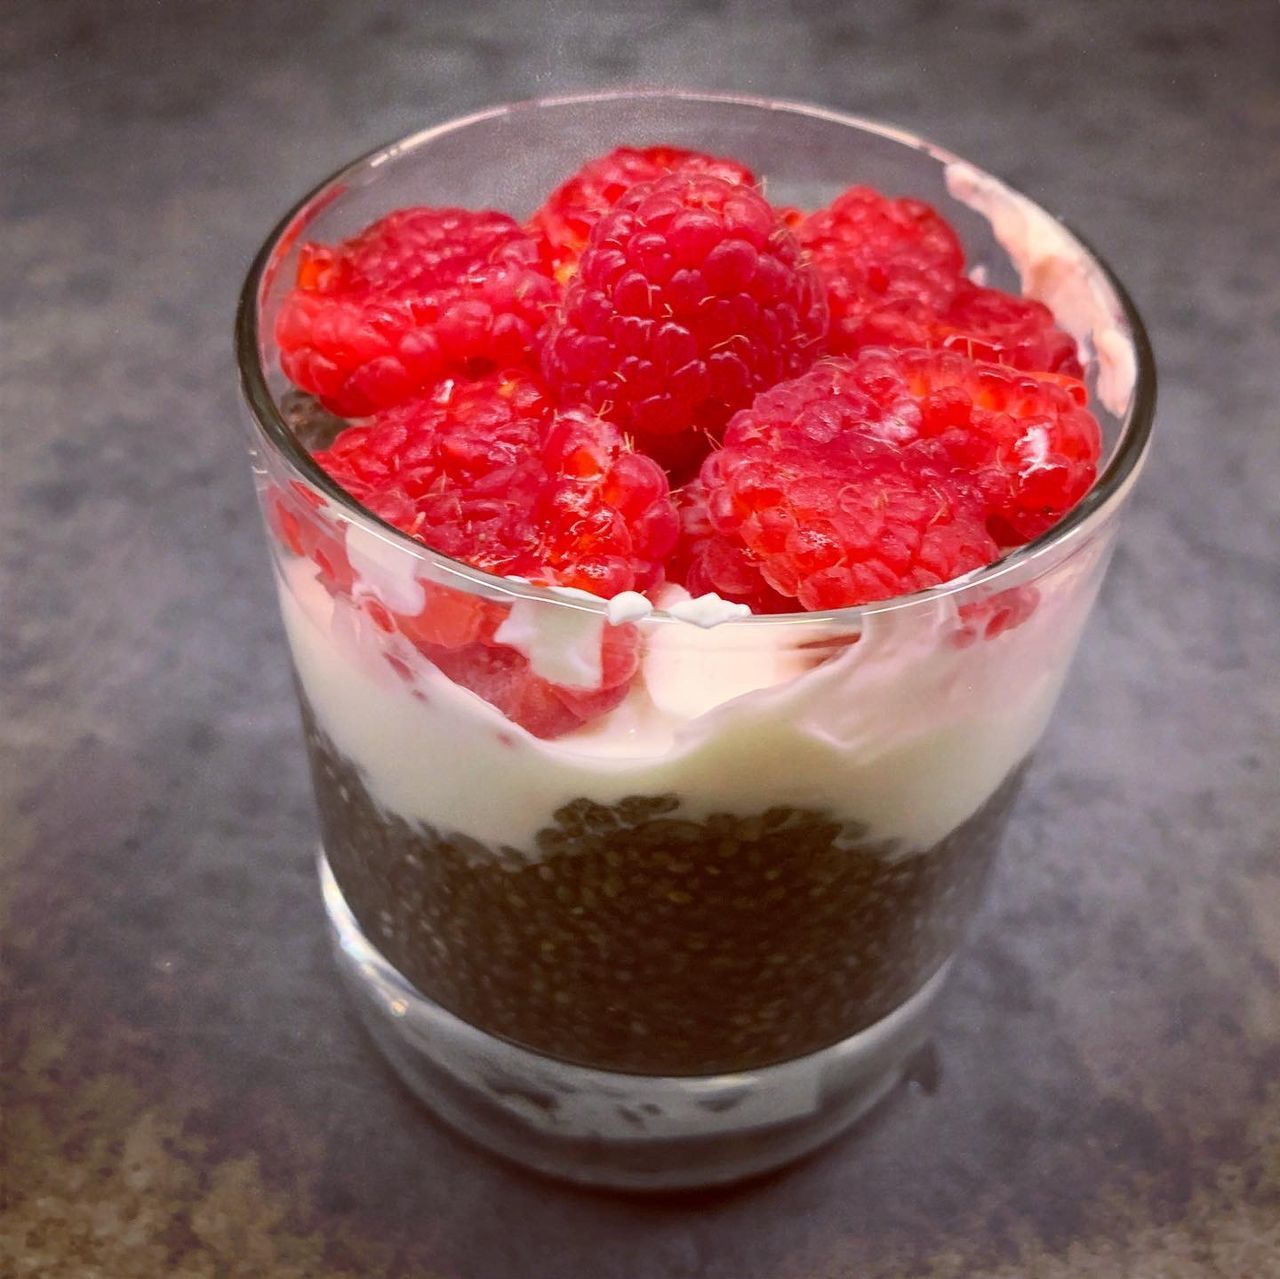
[236,91,1155,1189]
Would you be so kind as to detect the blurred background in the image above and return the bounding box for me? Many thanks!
[4,2,1279,1276]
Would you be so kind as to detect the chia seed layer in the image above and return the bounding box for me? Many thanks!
[304,702,1025,1076]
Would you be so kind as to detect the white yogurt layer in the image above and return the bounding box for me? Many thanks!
[944,161,1137,417]
[277,544,1103,856]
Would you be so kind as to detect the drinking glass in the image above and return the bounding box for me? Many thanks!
[236,91,1155,1189]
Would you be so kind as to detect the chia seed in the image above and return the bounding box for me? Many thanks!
[303,701,1025,1076]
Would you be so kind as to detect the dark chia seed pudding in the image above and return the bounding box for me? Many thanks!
[305,702,1025,1076]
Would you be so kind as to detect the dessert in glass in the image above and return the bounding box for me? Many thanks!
[235,91,1154,1189]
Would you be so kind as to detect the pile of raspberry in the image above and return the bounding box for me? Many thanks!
[274,144,1101,734]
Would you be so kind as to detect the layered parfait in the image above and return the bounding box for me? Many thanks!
[260,141,1124,1079]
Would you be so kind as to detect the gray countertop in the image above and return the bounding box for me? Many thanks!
[4,1,1279,1275]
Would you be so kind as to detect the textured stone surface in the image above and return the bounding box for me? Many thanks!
[2,1,1278,1275]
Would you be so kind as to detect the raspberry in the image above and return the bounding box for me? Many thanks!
[797,186,1081,378]
[528,146,755,282]
[276,208,558,416]
[935,280,1082,377]
[310,371,675,737]
[855,346,1101,542]
[315,371,677,595]
[682,424,998,614]
[796,186,964,347]
[541,172,828,459]
[359,577,641,739]
[953,585,1042,647]
[537,410,681,596]
[266,479,355,595]
[677,348,1101,610]
[850,281,1083,379]
[424,620,639,739]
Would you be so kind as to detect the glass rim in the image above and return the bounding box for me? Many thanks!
[235,88,1156,628]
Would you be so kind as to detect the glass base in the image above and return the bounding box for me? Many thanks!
[321,849,951,1190]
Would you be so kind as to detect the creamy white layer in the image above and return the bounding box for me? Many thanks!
[277,544,1102,855]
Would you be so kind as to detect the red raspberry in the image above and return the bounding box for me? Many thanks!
[953,585,1042,647]
[682,427,997,614]
[315,371,677,595]
[266,479,355,595]
[276,208,558,416]
[537,410,681,596]
[311,371,675,737]
[851,280,1083,379]
[541,172,828,459]
[315,372,548,572]
[360,576,642,739]
[424,620,640,740]
[528,146,756,282]
[677,348,1101,611]
[853,346,1100,542]
[797,186,1081,378]
[936,280,1082,377]
[796,186,964,346]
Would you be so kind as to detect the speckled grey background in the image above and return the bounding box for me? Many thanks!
[4,2,1279,1276]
